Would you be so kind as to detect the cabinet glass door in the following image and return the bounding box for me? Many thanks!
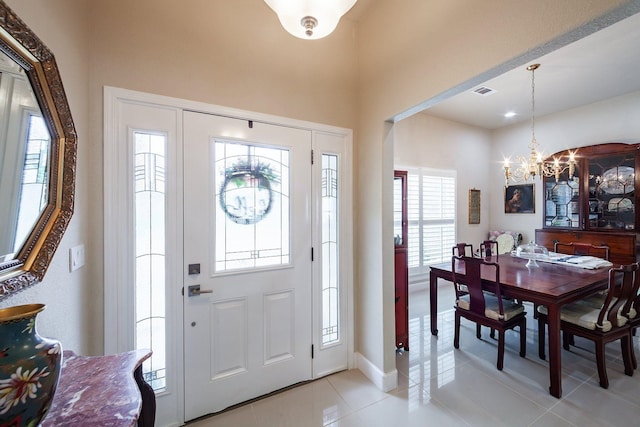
[587,153,635,231]
[541,143,639,233]
[394,171,407,247]
[544,165,580,228]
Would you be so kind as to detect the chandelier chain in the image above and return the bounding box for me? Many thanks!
[530,65,536,148]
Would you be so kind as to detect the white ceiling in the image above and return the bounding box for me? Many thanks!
[416,11,640,130]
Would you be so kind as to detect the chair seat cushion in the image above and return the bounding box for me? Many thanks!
[456,293,524,321]
[576,292,637,319]
[537,302,629,332]
[579,292,606,309]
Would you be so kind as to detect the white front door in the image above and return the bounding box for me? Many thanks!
[105,88,352,426]
[183,112,313,419]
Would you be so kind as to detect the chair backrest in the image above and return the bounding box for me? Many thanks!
[452,243,474,257]
[599,263,639,328]
[554,241,610,260]
[626,263,640,320]
[452,255,504,317]
[631,274,640,319]
[480,240,499,258]
[633,283,640,321]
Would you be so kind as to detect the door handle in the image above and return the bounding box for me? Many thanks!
[188,284,213,297]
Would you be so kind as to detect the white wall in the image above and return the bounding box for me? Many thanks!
[491,90,640,243]
[355,0,635,378]
[394,113,492,247]
[1,0,94,355]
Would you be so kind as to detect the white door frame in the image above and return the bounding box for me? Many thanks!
[104,86,354,427]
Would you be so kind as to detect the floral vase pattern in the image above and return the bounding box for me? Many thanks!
[0,304,62,427]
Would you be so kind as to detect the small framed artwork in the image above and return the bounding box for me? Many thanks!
[504,184,535,213]
[468,189,480,224]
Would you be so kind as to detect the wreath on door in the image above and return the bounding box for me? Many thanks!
[219,159,280,225]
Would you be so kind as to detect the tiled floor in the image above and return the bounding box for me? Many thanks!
[187,281,640,427]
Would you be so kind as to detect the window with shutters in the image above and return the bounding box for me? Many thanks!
[404,169,456,278]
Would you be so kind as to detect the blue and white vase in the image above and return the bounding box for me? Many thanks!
[0,304,62,426]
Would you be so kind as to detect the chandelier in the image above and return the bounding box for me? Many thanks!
[503,64,577,187]
[264,0,357,40]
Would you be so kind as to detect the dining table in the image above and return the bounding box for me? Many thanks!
[429,253,611,398]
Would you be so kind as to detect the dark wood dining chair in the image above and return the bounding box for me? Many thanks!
[554,241,610,261]
[451,255,527,370]
[453,242,501,337]
[452,243,474,257]
[625,274,640,369]
[480,240,499,258]
[537,263,638,388]
[535,241,612,319]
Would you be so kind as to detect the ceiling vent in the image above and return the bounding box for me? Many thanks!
[473,86,496,96]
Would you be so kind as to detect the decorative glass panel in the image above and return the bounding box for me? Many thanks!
[544,163,580,228]
[214,141,290,272]
[322,154,339,345]
[134,131,166,392]
[393,176,403,245]
[588,154,635,230]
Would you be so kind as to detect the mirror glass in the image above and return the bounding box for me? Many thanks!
[0,50,50,262]
[0,2,77,300]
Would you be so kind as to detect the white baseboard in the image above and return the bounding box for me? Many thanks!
[354,352,397,392]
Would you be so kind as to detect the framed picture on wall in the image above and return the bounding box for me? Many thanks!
[504,184,535,213]
[468,189,480,224]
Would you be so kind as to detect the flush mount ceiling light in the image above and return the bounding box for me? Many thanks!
[264,0,358,40]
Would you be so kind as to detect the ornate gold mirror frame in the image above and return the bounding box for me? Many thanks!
[0,1,76,300]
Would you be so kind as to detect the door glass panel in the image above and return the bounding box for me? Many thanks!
[322,154,339,345]
[214,141,290,272]
[134,131,166,392]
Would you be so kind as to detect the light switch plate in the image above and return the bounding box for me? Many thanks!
[69,244,85,272]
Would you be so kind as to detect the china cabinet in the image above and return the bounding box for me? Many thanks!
[536,143,640,265]
[394,171,409,350]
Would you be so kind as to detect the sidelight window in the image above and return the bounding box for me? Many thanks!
[134,131,167,392]
[321,154,339,345]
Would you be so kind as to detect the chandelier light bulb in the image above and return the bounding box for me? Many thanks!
[264,0,358,40]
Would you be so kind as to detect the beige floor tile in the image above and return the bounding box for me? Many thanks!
[352,385,470,427]
[186,404,257,427]
[251,378,353,427]
[185,281,640,427]
[325,369,390,412]
[549,380,640,427]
